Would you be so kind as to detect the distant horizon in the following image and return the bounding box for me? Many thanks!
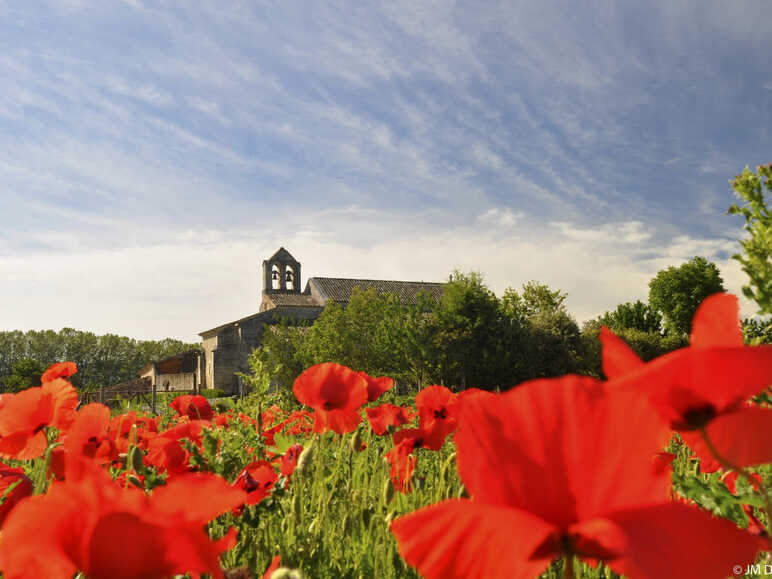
[1,2,769,342]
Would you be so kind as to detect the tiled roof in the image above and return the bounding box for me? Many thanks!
[264,293,321,307]
[309,277,444,305]
[199,305,322,336]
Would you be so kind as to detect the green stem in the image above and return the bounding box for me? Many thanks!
[563,555,575,579]
[699,427,772,543]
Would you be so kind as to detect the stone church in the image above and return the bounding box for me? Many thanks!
[194,247,444,393]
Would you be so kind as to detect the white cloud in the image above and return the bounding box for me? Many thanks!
[477,208,522,228]
[0,211,756,342]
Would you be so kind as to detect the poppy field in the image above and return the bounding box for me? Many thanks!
[0,293,771,579]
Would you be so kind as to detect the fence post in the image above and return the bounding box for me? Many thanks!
[152,380,157,415]
[99,384,104,404]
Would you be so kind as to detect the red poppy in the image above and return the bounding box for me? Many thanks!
[293,363,368,434]
[0,461,246,579]
[391,375,760,579]
[602,293,772,467]
[170,395,214,421]
[394,386,459,450]
[40,361,78,383]
[0,462,32,526]
[358,371,394,402]
[144,420,208,475]
[278,443,304,476]
[385,437,418,494]
[366,403,412,435]
[65,404,117,464]
[0,378,78,460]
[49,403,118,481]
[456,387,496,403]
[232,461,278,513]
[107,412,158,453]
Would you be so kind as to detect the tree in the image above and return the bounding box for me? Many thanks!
[742,317,772,345]
[728,163,772,315]
[502,281,584,380]
[430,271,509,389]
[1,358,45,393]
[596,300,663,334]
[648,256,725,336]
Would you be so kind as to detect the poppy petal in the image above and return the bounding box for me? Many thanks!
[390,499,555,579]
[150,473,247,525]
[690,293,743,348]
[604,503,761,579]
[42,378,78,431]
[682,406,772,467]
[455,376,670,527]
[599,327,644,379]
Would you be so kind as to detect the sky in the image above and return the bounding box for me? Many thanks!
[1,1,770,342]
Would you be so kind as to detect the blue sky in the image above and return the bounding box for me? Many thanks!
[1,1,770,342]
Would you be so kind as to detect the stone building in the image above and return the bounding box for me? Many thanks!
[138,350,201,392]
[197,247,443,393]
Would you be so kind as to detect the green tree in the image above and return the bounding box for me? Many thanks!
[596,300,663,334]
[429,271,519,390]
[742,317,772,345]
[1,358,46,393]
[728,163,772,315]
[501,281,582,381]
[648,256,725,336]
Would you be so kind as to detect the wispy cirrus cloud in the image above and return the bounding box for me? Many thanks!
[1,1,769,338]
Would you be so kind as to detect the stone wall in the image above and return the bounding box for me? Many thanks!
[156,372,196,392]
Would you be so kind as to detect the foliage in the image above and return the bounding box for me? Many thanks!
[729,163,772,315]
[430,271,515,389]
[595,300,663,334]
[502,281,584,380]
[742,317,772,345]
[1,358,46,393]
[0,328,198,392]
[648,256,725,336]
[255,275,595,392]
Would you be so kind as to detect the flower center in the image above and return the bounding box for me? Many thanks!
[678,404,717,431]
[433,407,447,420]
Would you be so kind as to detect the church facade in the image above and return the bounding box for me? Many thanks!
[197,248,443,393]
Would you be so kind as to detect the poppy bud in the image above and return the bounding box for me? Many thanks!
[295,443,315,476]
[382,476,394,504]
[349,430,362,453]
[127,445,144,473]
[270,569,305,579]
[292,491,302,521]
[341,512,351,534]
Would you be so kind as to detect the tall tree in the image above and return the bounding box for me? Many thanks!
[503,281,583,380]
[729,163,772,315]
[648,256,725,336]
[595,300,663,334]
[1,358,46,393]
[430,271,508,389]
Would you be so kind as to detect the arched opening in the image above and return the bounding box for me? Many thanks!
[284,265,294,291]
[271,264,281,290]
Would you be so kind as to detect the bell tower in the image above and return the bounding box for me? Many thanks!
[262,247,302,296]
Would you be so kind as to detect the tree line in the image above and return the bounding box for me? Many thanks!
[255,254,770,393]
[0,329,198,393]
